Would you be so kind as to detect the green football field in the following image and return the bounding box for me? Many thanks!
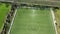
[0,3,11,32]
[10,7,56,34]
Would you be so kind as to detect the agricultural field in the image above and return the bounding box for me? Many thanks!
[0,3,11,32]
[54,9,60,34]
[10,7,56,34]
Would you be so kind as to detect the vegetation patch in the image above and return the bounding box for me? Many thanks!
[54,8,60,34]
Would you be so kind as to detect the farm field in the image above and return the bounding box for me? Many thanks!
[10,7,56,34]
[0,3,11,32]
[54,9,60,34]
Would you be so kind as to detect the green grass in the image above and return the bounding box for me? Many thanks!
[0,3,11,32]
[10,7,56,34]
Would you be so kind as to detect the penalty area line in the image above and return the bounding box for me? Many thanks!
[7,9,17,34]
[50,8,58,34]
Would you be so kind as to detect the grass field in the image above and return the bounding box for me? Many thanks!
[0,3,11,32]
[10,7,56,34]
[54,9,60,34]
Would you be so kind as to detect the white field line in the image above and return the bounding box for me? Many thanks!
[7,9,17,34]
[50,8,58,34]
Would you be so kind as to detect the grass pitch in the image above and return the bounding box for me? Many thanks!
[0,3,11,32]
[10,7,56,34]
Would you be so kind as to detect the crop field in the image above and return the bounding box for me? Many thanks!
[0,3,11,32]
[54,9,60,34]
[10,7,56,34]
